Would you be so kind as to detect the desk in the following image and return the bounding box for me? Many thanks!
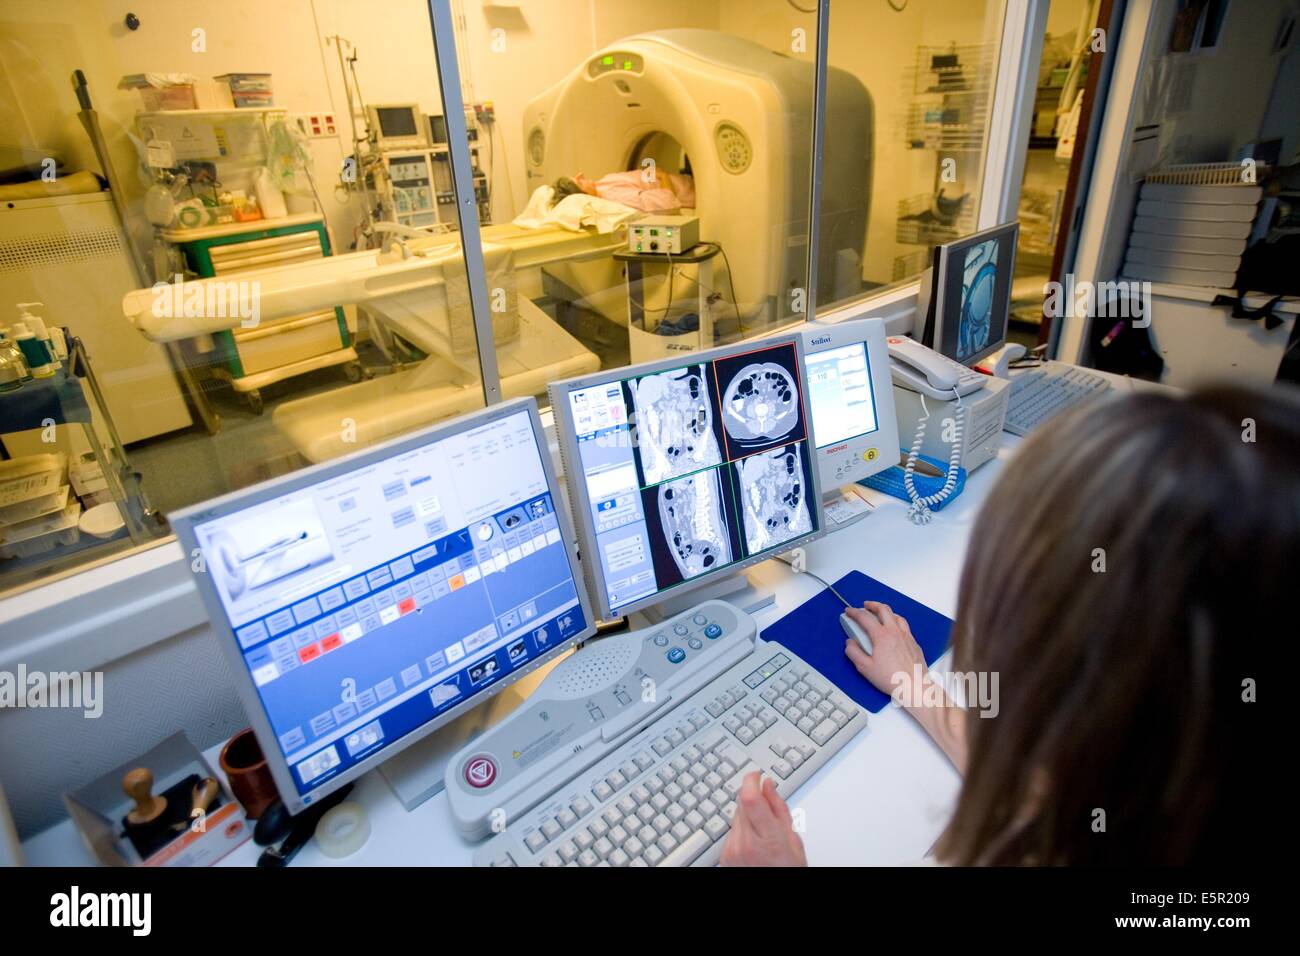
[21,366,1162,866]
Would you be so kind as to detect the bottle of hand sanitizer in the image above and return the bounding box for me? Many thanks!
[12,303,56,378]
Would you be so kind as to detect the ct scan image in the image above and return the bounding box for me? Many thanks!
[713,344,807,457]
[626,364,723,486]
[655,470,734,580]
[733,442,814,554]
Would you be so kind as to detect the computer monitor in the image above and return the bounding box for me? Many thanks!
[549,333,825,620]
[369,104,427,150]
[171,398,595,814]
[428,113,448,146]
[922,221,1018,366]
[800,317,899,490]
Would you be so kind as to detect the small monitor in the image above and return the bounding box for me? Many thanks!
[801,318,899,490]
[369,104,427,149]
[550,333,825,620]
[428,114,448,146]
[923,221,1018,366]
[171,399,594,814]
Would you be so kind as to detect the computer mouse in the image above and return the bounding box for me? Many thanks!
[840,611,873,656]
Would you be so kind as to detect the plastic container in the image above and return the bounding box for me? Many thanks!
[0,484,70,526]
[0,501,81,560]
[118,74,198,111]
[0,332,28,390]
[0,453,67,508]
[79,502,126,540]
[214,73,274,109]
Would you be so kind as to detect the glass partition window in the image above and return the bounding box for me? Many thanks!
[0,0,1026,596]
[817,0,1005,315]
[0,0,486,593]
[453,0,821,392]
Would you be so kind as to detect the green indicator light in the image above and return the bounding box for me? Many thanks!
[603,55,614,65]
[623,61,632,69]
[667,229,673,236]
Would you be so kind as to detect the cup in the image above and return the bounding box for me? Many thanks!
[219,728,278,820]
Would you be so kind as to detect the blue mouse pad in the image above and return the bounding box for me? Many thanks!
[761,571,954,713]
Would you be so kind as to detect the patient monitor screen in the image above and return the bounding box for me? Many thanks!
[806,342,879,448]
[565,340,818,614]
[192,409,587,798]
[936,227,1015,366]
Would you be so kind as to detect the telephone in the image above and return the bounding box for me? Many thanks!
[885,337,994,524]
[887,335,986,399]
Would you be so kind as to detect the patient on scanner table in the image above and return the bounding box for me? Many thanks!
[552,169,695,213]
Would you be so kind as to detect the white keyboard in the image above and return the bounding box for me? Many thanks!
[1005,362,1110,436]
[469,630,867,867]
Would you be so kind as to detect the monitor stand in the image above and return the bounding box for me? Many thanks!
[640,571,774,622]
[377,659,559,811]
[820,486,873,529]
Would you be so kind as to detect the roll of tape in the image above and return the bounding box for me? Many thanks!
[313,801,370,859]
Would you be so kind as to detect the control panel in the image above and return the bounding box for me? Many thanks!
[445,599,756,839]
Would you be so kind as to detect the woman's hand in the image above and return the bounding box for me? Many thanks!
[719,772,807,867]
[843,601,926,700]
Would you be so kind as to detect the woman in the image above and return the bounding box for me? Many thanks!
[551,168,695,213]
[721,384,1289,865]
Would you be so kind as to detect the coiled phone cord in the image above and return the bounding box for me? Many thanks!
[902,386,965,525]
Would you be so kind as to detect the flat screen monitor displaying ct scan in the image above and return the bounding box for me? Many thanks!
[549,334,824,620]
[801,317,899,490]
[924,221,1018,367]
[171,399,594,814]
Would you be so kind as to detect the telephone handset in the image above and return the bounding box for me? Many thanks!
[885,336,980,524]
[887,335,985,399]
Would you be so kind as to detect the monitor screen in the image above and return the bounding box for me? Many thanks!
[376,106,419,139]
[553,336,821,618]
[807,342,879,448]
[428,114,448,145]
[932,223,1017,367]
[178,402,590,810]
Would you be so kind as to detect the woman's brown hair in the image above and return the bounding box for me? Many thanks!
[935,383,1292,864]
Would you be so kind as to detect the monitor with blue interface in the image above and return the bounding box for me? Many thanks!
[923,221,1018,367]
[549,333,824,620]
[171,398,594,814]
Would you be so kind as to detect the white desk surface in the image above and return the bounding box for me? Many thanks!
[22,365,1162,866]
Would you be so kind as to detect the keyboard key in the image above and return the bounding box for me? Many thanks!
[705,701,724,717]
[589,819,609,839]
[657,833,679,855]
[637,804,656,824]
[651,792,670,812]
[606,770,627,791]
[609,824,630,846]
[644,845,665,866]
[633,752,655,771]
[630,856,649,867]
[592,781,613,801]
[638,825,657,846]
[671,820,692,842]
[652,813,672,834]
[603,806,622,827]
[704,815,729,841]
[557,808,577,828]
[619,761,638,780]
[575,830,594,851]
[558,840,579,862]
[578,849,599,867]
[525,831,547,852]
[685,809,705,830]
[771,759,793,779]
[666,804,685,824]
[630,784,651,804]
[609,848,630,867]
[617,796,636,816]
[593,837,614,859]
[540,818,562,841]
[810,719,839,746]
[658,829,711,867]
[736,727,755,744]
[541,853,562,867]
[624,837,644,858]
[652,738,672,756]
[572,797,593,817]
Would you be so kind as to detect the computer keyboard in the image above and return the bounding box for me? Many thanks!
[1004,362,1110,436]
[449,602,868,867]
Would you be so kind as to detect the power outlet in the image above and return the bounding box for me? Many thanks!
[295,112,339,139]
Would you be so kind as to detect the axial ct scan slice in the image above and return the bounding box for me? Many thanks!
[657,470,733,579]
[722,362,800,448]
[737,443,812,553]
[629,365,722,484]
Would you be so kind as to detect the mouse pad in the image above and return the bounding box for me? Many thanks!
[761,571,953,713]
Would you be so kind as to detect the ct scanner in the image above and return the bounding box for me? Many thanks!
[120,29,874,463]
[525,29,872,325]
